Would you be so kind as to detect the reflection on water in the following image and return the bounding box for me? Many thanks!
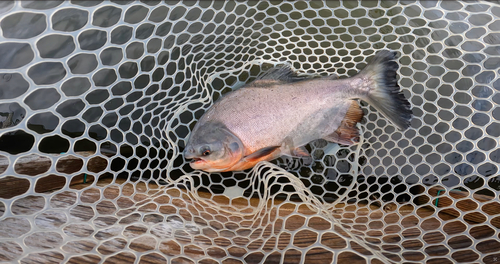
[27,112,59,134]
[0,103,25,129]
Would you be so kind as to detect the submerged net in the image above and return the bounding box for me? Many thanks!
[1,0,500,263]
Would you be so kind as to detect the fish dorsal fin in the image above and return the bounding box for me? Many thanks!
[324,101,364,145]
[247,65,311,88]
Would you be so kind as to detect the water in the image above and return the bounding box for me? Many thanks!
[1,2,500,262]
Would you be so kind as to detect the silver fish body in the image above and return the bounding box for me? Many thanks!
[184,50,412,172]
[203,78,363,154]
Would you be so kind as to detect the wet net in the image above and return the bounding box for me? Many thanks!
[1,1,500,263]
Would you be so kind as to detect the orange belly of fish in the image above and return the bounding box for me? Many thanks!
[223,149,280,172]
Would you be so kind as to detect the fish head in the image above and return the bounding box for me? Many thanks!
[184,122,244,172]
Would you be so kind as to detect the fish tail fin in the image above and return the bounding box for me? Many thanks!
[358,50,412,130]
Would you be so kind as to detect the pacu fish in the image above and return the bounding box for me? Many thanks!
[184,50,412,172]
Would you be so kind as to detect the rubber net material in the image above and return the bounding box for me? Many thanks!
[0,1,500,263]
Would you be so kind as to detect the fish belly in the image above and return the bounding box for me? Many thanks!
[282,99,352,153]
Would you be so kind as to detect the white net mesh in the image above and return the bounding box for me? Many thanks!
[1,0,500,263]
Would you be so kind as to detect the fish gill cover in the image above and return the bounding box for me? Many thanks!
[0,1,499,263]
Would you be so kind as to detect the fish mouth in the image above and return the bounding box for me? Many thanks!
[191,158,202,163]
[189,157,205,165]
[189,157,209,170]
[184,149,203,164]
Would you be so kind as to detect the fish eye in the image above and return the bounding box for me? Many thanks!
[201,146,211,156]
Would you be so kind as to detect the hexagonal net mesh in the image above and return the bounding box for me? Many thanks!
[0,0,499,263]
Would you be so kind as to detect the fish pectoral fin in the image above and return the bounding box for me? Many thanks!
[243,146,281,162]
[291,146,310,157]
[324,101,363,145]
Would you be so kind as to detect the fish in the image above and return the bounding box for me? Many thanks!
[184,50,412,172]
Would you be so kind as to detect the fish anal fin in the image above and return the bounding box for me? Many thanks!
[344,100,364,125]
[243,146,281,162]
[325,101,364,145]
